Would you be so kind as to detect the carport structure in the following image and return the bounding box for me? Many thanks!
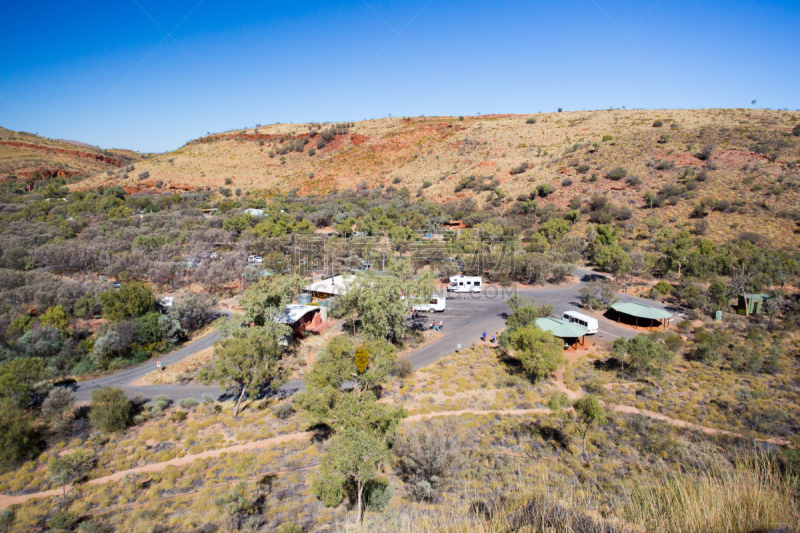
[610,301,672,330]
[535,317,589,350]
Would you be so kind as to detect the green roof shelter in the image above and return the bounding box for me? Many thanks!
[535,317,589,350]
[737,293,770,315]
[610,301,672,330]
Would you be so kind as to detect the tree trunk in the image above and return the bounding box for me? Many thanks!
[234,386,247,417]
[357,481,364,523]
[583,431,587,458]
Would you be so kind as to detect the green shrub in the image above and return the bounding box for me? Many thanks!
[576,164,590,174]
[89,386,130,433]
[537,183,555,197]
[271,402,295,420]
[525,118,536,124]
[0,401,38,471]
[792,124,800,136]
[365,478,393,510]
[653,120,663,127]
[602,134,612,142]
[0,510,15,532]
[170,410,187,422]
[178,398,199,410]
[98,282,154,323]
[653,280,672,294]
[48,510,79,531]
[606,167,628,180]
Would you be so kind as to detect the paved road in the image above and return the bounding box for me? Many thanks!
[74,268,681,403]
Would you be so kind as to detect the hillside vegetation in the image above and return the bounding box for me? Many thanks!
[75,109,800,248]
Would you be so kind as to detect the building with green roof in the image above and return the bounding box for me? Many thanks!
[737,293,770,315]
[610,301,672,330]
[535,317,589,350]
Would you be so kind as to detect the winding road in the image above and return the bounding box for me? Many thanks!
[74,268,680,403]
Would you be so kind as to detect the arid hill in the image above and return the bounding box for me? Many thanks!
[73,108,800,247]
[0,126,148,185]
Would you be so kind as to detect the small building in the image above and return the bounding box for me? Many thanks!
[535,317,589,350]
[243,208,265,217]
[610,301,672,330]
[442,220,467,231]
[276,304,321,344]
[737,293,770,315]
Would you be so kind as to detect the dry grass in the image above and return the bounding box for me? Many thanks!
[337,448,798,533]
[135,346,214,385]
[624,449,800,533]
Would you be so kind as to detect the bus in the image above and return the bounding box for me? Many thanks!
[563,311,598,334]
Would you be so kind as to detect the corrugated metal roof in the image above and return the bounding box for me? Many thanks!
[611,301,672,320]
[276,304,319,325]
[535,317,588,338]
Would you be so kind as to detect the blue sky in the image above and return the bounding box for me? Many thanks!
[1,0,798,152]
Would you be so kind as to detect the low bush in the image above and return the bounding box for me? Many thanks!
[48,511,79,531]
[606,167,628,180]
[510,163,529,175]
[89,386,130,433]
[561,177,573,186]
[653,280,672,294]
[525,118,536,124]
[392,359,413,378]
[178,398,199,410]
[653,120,663,127]
[271,402,295,420]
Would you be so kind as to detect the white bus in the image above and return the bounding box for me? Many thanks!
[563,311,598,334]
[413,295,446,313]
[447,275,482,293]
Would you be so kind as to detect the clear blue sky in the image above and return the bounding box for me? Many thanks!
[1,0,798,152]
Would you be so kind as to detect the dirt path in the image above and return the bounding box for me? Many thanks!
[0,432,312,511]
[2,377,791,510]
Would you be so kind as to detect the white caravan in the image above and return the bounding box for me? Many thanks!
[563,311,598,334]
[447,275,482,293]
[412,295,446,313]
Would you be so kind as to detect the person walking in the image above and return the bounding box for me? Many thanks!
[481,331,487,341]
[491,334,496,343]
[439,320,444,331]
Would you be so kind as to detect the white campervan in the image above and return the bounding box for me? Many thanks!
[563,311,598,334]
[413,295,446,313]
[447,275,482,293]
